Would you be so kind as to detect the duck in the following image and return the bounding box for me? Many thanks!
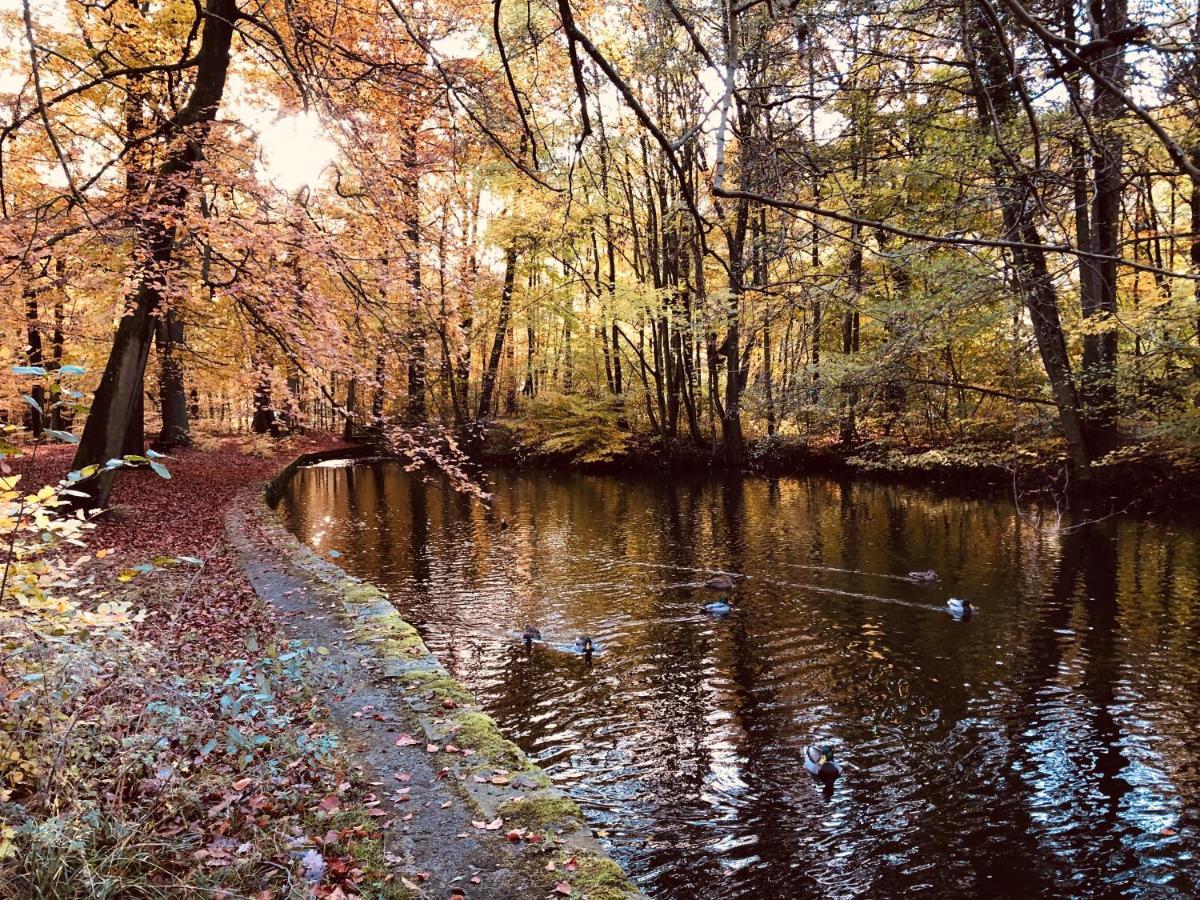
[947,598,974,619]
[575,636,595,655]
[500,518,510,530]
[704,574,736,591]
[521,625,542,647]
[908,570,940,583]
[804,744,841,782]
[703,597,733,616]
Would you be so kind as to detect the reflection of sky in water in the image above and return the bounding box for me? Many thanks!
[279,463,1200,898]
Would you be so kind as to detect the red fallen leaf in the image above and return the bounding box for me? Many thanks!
[442,698,458,709]
[426,744,439,753]
[527,833,543,844]
[394,734,418,747]
[555,881,573,895]
[416,872,431,881]
[231,777,252,791]
[318,795,340,813]
[505,829,525,841]
[322,830,340,845]
[564,858,578,872]
[1161,828,1178,836]
[435,767,451,779]
[470,875,482,884]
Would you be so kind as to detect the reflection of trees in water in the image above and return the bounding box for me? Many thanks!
[281,463,1200,898]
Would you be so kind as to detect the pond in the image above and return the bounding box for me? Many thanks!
[278,461,1200,898]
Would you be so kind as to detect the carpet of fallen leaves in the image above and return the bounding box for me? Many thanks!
[4,433,407,899]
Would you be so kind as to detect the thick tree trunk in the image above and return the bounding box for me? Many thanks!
[69,0,237,506]
[1077,0,1129,458]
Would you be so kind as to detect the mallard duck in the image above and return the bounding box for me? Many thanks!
[947,598,974,618]
[804,745,841,782]
[704,597,733,616]
[521,625,542,647]
[704,574,736,591]
[575,636,595,655]
[908,570,939,583]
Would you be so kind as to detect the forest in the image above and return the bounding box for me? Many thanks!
[2,0,1198,498]
[3,0,1200,895]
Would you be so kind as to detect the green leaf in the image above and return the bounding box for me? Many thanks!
[21,394,42,413]
[149,461,171,479]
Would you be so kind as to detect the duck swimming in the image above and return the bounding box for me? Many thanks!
[704,597,733,616]
[908,570,939,583]
[704,574,736,591]
[804,745,841,782]
[947,598,974,619]
[522,625,542,647]
[575,636,595,655]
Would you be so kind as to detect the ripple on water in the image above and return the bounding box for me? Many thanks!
[280,462,1200,899]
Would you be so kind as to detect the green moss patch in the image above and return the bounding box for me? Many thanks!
[399,669,476,707]
[566,855,638,900]
[499,795,583,831]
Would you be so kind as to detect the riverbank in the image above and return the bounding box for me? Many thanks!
[2,434,638,898]
[474,421,1200,516]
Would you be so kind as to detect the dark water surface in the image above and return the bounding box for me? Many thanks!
[279,462,1200,898]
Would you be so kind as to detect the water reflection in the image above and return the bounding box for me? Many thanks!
[280,463,1200,898]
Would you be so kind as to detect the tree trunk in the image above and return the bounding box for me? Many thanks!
[69,0,238,507]
[154,308,191,449]
[477,243,518,419]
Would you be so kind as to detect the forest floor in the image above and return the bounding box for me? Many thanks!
[2,433,606,899]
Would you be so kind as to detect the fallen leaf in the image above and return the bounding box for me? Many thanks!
[490,775,510,785]
[555,881,573,895]
[394,734,418,747]
[1161,827,1178,836]
[318,795,340,813]
[470,875,482,884]
[440,801,453,809]
[426,743,439,753]
[485,817,503,830]
[231,777,252,791]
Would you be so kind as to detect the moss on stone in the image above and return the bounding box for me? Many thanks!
[356,616,427,659]
[399,669,475,706]
[452,711,533,772]
[499,795,583,830]
[567,855,638,900]
[341,581,386,604]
